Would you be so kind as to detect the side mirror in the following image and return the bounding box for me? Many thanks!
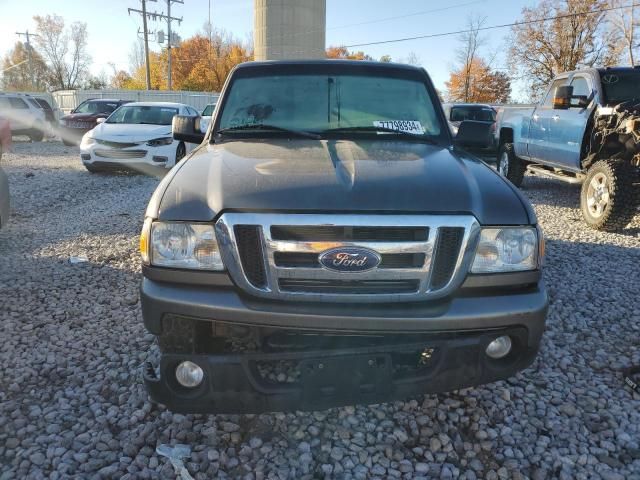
[553,85,573,110]
[454,120,493,149]
[173,115,205,144]
[573,95,590,109]
[96,117,106,124]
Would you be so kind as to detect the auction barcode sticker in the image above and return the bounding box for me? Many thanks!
[373,120,425,134]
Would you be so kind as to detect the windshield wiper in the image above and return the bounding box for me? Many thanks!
[217,124,321,140]
[321,126,438,143]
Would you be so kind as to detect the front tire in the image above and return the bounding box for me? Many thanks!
[174,142,186,166]
[497,143,526,187]
[29,128,44,142]
[84,164,104,173]
[580,159,637,232]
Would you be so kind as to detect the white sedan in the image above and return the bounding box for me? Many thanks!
[79,102,200,174]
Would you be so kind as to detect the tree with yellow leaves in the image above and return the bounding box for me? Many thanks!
[125,29,251,92]
[445,58,511,104]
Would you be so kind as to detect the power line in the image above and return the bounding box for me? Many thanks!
[128,0,182,90]
[166,0,184,91]
[128,0,157,90]
[331,0,485,30]
[15,30,40,89]
[261,0,486,44]
[1,59,29,74]
[344,2,640,48]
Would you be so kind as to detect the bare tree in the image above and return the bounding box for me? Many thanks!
[608,0,638,66]
[33,14,90,90]
[456,15,486,103]
[508,0,613,100]
[128,38,145,75]
[402,51,421,66]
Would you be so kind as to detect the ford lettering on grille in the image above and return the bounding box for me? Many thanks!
[319,247,381,273]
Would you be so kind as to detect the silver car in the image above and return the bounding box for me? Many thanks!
[0,164,8,228]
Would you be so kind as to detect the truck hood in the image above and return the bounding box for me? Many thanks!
[152,139,534,225]
[62,112,107,122]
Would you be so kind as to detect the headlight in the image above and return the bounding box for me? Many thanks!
[471,227,538,273]
[141,220,224,270]
[81,134,95,146]
[147,137,174,147]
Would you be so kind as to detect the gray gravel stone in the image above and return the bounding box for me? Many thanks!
[1,143,640,480]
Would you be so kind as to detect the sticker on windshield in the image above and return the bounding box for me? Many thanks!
[373,120,425,134]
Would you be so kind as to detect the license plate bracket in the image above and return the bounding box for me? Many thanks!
[300,353,393,400]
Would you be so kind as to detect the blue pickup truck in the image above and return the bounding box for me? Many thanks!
[495,67,640,231]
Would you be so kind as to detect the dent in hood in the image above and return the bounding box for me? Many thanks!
[151,139,533,226]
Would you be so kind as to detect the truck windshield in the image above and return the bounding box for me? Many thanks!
[217,73,443,140]
[600,71,640,104]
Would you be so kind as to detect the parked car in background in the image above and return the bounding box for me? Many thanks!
[199,102,217,133]
[495,66,640,231]
[59,99,131,146]
[443,103,497,137]
[0,92,48,142]
[141,60,547,414]
[80,102,199,173]
[29,97,57,129]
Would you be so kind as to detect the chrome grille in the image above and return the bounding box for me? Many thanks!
[94,149,147,159]
[96,139,141,149]
[66,121,93,128]
[215,214,480,303]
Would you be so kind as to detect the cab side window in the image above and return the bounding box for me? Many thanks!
[570,76,591,97]
[543,79,566,107]
[9,97,29,109]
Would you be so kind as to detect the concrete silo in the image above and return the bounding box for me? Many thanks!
[254,0,326,61]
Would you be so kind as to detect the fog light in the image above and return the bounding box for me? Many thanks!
[175,361,204,387]
[485,336,512,359]
[152,155,168,163]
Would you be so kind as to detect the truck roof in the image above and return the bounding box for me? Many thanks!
[234,59,424,72]
[556,66,640,77]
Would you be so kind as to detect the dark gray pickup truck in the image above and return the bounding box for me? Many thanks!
[140,60,548,413]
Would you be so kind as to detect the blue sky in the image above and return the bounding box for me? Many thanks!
[0,0,535,97]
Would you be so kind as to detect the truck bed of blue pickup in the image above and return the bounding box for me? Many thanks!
[494,66,640,232]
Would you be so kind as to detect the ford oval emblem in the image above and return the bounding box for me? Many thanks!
[319,247,381,273]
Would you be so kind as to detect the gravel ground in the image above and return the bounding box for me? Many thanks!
[1,140,640,480]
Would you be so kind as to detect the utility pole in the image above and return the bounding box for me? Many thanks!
[128,0,181,90]
[128,0,156,90]
[166,0,183,90]
[16,30,40,90]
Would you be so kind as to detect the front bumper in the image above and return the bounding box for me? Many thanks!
[80,142,176,169]
[141,279,548,413]
[144,325,539,413]
[141,278,548,340]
